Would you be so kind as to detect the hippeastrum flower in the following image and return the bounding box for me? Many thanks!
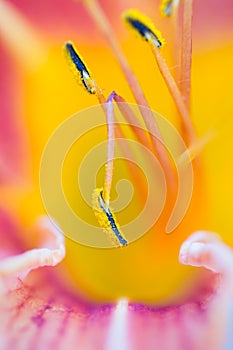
[0,0,233,349]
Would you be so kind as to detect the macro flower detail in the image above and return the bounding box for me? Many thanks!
[123,9,165,48]
[65,41,97,95]
[160,0,174,17]
[0,0,233,349]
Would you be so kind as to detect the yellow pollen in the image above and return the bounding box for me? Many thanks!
[92,188,128,247]
[160,0,174,17]
[123,9,165,48]
[64,41,96,94]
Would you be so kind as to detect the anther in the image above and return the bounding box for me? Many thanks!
[123,9,165,48]
[92,188,128,247]
[160,0,174,17]
[64,41,96,94]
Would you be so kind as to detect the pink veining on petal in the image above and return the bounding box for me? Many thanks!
[0,230,233,350]
[115,231,233,350]
[0,278,118,350]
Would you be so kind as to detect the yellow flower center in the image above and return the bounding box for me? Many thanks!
[5,0,233,304]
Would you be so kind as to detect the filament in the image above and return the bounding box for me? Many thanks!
[179,0,193,109]
[79,0,175,188]
[150,43,195,144]
[64,46,128,244]
[123,9,195,145]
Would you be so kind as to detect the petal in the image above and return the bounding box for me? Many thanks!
[118,232,233,350]
[179,230,233,277]
[1,231,232,350]
[8,0,149,41]
[0,206,29,263]
[179,231,233,349]
[0,279,122,350]
[0,216,65,295]
[0,47,30,185]
[0,1,47,185]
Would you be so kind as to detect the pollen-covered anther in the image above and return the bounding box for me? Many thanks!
[160,0,175,17]
[64,41,96,94]
[92,188,128,247]
[123,9,165,48]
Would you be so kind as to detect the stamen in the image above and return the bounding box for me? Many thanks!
[160,0,180,17]
[159,0,180,72]
[79,0,175,188]
[64,41,96,94]
[63,42,170,242]
[92,188,128,247]
[123,9,165,48]
[64,50,127,243]
[179,0,193,109]
[123,9,195,144]
[95,93,128,246]
[150,44,195,143]
[170,0,181,84]
[160,0,174,17]
[63,44,141,215]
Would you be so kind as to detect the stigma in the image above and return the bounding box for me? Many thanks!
[123,9,165,48]
[64,41,96,94]
[92,188,128,247]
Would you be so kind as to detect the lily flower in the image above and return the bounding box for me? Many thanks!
[0,0,233,349]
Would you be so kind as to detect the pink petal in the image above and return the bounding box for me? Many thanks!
[8,0,136,41]
[0,1,46,185]
[0,230,232,349]
[193,0,233,48]
[124,231,233,350]
[7,0,233,46]
[0,44,30,185]
[0,276,121,350]
[0,216,65,295]
[0,207,26,258]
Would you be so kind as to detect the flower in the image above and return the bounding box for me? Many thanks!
[0,0,233,349]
